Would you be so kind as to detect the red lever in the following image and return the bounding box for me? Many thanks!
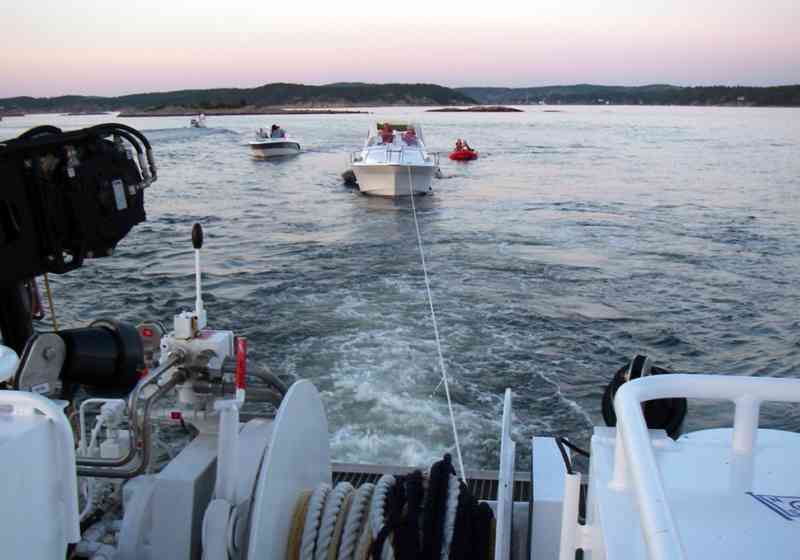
[235,337,247,391]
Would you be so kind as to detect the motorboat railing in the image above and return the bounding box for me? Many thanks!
[611,373,800,560]
[351,143,439,166]
[386,148,405,163]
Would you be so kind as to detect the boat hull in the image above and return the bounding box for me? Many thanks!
[249,141,301,158]
[352,164,435,197]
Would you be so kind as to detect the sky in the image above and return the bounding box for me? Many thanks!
[1,1,799,98]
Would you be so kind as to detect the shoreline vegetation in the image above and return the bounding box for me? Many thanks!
[118,107,370,117]
[1,82,799,116]
[460,84,800,107]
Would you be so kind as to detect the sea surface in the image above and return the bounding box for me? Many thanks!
[2,106,799,470]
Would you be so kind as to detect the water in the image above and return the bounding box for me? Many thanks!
[3,106,799,470]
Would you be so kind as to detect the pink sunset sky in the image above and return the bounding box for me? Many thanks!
[2,1,799,98]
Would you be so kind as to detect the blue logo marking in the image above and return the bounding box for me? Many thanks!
[748,492,800,521]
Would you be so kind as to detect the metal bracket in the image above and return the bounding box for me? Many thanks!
[14,333,66,396]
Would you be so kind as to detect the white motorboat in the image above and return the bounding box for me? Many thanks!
[249,128,301,158]
[190,114,207,128]
[351,122,438,196]
[2,123,799,560]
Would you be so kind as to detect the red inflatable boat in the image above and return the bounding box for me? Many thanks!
[449,149,478,161]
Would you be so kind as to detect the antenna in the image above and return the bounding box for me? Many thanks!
[191,223,207,331]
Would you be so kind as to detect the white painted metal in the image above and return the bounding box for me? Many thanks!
[0,392,80,558]
[118,434,219,560]
[246,380,331,559]
[213,401,240,503]
[228,419,274,555]
[201,405,276,559]
[117,475,158,560]
[495,388,516,560]
[202,499,232,560]
[530,437,568,560]
[0,344,18,383]
[201,400,241,559]
[558,473,582,560]
[487,501,530,560]
[598,374,800,560]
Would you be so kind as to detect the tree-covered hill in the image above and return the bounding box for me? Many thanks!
[457,84,800,106]
[0,82,477,114]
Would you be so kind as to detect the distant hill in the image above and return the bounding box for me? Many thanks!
[3,82,799,114]
[457,84,800,106]
[0,83,477,114]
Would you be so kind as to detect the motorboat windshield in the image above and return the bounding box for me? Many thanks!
[366,122,426,147]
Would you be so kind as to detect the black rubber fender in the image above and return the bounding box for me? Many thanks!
[601,355,687,439]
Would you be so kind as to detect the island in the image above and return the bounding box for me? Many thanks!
[0,82,476,116]
[118,107,370,117]
[427,106,523,112]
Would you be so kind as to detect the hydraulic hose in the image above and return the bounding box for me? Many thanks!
[76,355,183,478]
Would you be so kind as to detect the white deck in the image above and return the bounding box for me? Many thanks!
[588,427,800,559]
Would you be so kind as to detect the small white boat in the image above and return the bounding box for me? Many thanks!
[189,114,207,128]
[350,122,438,196]
[249,128,301,158]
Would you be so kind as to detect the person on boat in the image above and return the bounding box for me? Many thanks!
[463,140,473,152]
[454,138,464,151]
[379,122,394,144]
[270,124,286,139]
[402,126,418,145]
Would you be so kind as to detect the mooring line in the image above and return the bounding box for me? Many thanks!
[407,165,467,484]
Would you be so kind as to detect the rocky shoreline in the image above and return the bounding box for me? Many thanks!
[427,105,523,113]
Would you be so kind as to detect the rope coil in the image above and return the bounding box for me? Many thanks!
[301,483,332,560]
[338,483,375,560]
[440,475,460,560]
[369,475,396,560]
[328,490,354,560]
[317,483,354,560]
[287,456,493,560]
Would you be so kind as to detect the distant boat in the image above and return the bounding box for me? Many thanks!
[350,122,437,197]
[190,114,207,128]
[249,128,301,158]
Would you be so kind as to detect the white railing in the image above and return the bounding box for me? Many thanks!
[612,374,800,560]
